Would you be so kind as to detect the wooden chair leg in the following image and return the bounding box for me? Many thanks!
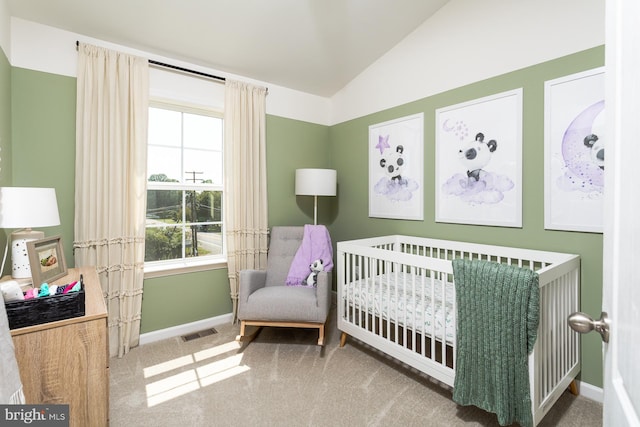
[339,332,348,347]
[568,380,579,396]
[317,324,325,346]
[235,321,261,345]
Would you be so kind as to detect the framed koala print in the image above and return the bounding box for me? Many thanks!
[368,112,424,220]
[435,89,523,227]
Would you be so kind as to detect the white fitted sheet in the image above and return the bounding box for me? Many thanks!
[343,271,456,345]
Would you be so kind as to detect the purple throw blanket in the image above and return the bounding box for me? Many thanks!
[285,225,334,286]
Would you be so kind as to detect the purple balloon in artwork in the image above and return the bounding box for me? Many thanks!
[561,100,605,188]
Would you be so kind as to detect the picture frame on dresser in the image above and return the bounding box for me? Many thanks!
[27,235,67,285]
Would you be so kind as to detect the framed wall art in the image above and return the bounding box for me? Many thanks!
[435,89,523,227]
[544,67,605,233]
[27,235,68,285]
[368,113,424,220]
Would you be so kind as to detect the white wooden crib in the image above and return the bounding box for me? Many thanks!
[337,235,580,426]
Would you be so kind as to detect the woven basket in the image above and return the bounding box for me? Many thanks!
[4,285,85,330]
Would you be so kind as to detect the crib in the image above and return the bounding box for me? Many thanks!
[337,235,581,426]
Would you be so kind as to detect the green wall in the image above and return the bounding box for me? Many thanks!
[141,268,232,332]
[8,47,604,387]
[266,115,335,226]
[11,68,75,266]
[328,46,604,387]
[0,48,10,185]
[0,47,12,264]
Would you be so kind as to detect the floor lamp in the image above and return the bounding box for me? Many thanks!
[295,169,337,225]
[0,187,61,280]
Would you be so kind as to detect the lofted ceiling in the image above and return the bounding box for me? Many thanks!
[7,0,449,97]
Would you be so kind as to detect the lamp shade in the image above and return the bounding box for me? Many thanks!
[0,187,61,228]
[295,169,337,196]
[0,187,61,279]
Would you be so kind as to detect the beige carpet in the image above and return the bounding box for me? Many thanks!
[110,307,602,426]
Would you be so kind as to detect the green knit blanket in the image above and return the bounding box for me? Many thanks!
[452,259,539,427]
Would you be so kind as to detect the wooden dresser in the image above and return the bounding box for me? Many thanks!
[10,267,109,427]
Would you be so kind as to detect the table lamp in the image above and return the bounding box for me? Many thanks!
[0,187,61,279]
[295,169,337,225]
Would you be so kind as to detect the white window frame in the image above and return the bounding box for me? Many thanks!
[144,99,226,277]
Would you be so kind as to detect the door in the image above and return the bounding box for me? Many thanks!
[602,0,640,425]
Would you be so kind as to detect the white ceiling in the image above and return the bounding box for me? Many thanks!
[7,0,449,97]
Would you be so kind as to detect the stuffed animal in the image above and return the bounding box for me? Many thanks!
[305,259,325,287]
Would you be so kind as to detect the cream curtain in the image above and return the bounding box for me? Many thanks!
[0,302,24,404]
[74,43,149,358]
[224,80,269,321]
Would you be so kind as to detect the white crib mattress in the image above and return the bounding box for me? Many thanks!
[342,272,456,345]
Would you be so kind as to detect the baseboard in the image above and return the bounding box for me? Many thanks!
[578,380,603,404]
[139,313,234,346]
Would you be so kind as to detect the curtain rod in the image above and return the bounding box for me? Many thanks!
[75,40,226,83]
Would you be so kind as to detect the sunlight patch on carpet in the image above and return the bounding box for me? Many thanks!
[144,340,250,407]
[144,355,195,379]
[146,370,200,407]
[194,341,242,362]
[198,354,250,387]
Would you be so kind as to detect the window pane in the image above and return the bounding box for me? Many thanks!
[183,113,222,150]
[145,225,185,262]
[149,108,181,147]
[147,189,183,223]
[184,149,222,185]
[148,146,182,182]
[194,225,223,256]
[186,190,222,222]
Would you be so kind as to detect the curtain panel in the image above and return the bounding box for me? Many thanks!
[0,302,24,404]
[74,43,149,358]
[224,80,269,321]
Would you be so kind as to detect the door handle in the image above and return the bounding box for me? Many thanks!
[568,311,610,343]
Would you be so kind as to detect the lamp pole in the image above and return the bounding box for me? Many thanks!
[313,195,318,225]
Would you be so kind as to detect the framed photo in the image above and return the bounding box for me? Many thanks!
[369,112,424,220]
[544,67,605,233]
[435,89,523,227]
[27,235,68,285]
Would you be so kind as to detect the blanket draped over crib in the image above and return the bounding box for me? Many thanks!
[452,259,539,427]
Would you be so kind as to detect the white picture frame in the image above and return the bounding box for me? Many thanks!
[435,89,523,227]
[544,67,605,233]
[368,113,424,220]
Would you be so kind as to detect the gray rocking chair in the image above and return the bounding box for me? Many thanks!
[236,226,332,346]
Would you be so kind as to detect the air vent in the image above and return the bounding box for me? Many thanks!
[181,328,218,342]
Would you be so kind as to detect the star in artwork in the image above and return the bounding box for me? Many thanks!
[376,134,390,154]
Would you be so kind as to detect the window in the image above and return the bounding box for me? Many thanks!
[145,102,224,267]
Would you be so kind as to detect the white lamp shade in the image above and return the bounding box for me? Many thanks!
[295,169,337,196]
[0,187,61,228]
